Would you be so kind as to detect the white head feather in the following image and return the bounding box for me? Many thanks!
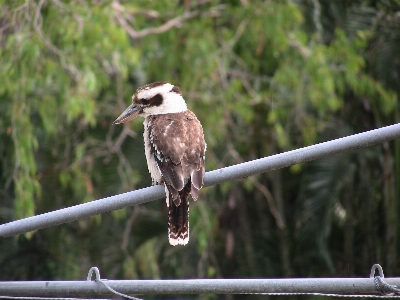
[138,83,187,116]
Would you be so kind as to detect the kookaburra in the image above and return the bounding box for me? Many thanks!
[113,81,206,246]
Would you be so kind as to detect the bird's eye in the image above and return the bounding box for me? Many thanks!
[141,98,149,105]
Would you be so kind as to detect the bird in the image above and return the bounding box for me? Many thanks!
[113,81,206,246]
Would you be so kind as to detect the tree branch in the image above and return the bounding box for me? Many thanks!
[112,1,201,39]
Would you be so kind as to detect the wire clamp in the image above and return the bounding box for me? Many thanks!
[86,266,101,282]
[86,266,142,300]
[370,264,400,296]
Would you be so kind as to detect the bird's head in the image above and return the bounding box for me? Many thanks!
[113,81,187,124]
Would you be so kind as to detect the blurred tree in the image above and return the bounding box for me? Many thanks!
[0,1,399,298]
[296,0,400,277]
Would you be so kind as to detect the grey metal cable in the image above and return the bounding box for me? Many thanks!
[2,265,400,298]
[1,277,400,296]
[2,293,400,299]
[1,123,400,237]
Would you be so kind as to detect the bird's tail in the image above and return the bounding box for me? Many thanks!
[168,180,191,246]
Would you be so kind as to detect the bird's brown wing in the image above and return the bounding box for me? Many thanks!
[182,111,206,200]
[149,111,205,204]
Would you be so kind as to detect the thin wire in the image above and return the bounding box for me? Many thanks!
[256,265,400,298]
[371,264,385,278]
[260,266,400,298]
[0,268,143,300]
[2,265,400,298]
[87,267,143,300]
[0,297,113,300]
[369,264,400,296]
[262,293,400,298]
[96,281,143,300]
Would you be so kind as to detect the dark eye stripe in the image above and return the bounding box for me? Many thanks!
[141,98,149,105]
[149,93,163,106]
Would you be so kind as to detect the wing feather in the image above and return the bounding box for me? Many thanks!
[149,111,205,203]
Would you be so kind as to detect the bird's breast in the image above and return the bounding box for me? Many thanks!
[143,117,162,184]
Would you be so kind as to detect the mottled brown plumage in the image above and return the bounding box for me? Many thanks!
[148,111,205,205]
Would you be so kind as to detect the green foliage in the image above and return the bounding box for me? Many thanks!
[0,0,399,287]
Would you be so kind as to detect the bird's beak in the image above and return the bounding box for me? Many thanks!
[113,104,142,124]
